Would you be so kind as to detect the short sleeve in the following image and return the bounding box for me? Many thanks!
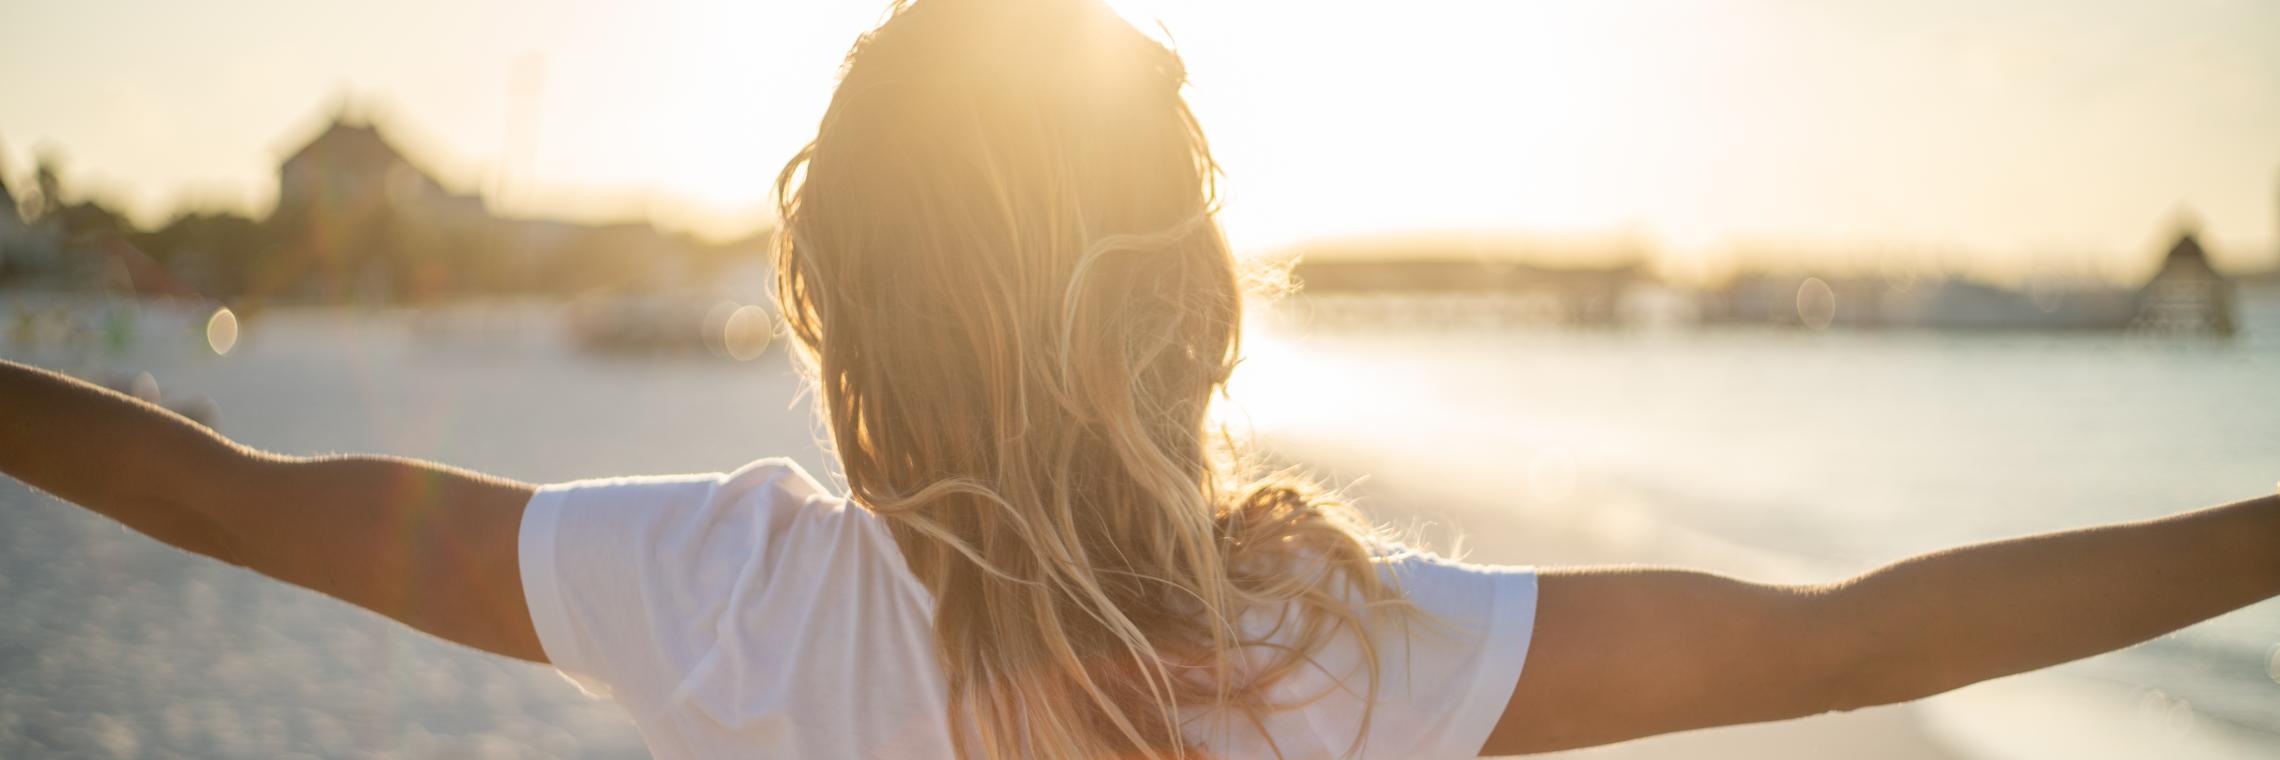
[1378,556,1539,758]
[517,458,831,711]
[1306,553,1540,760]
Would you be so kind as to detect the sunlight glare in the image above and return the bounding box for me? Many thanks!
[1221,314,1352,435]
[1527,449,1578,503]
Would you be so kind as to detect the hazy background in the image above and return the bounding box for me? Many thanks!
[3,1,2279,758]
[5,0,2278,276]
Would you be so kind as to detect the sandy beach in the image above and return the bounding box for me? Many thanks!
[4,303,2276,757]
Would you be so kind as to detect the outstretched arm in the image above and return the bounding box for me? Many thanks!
[0,359,544,662]
[1484,491,2280,755]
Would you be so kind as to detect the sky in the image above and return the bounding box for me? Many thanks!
[4,0,2277,280]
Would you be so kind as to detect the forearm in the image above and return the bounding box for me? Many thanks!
[0,359,255,561]
[1826,493,2280,707]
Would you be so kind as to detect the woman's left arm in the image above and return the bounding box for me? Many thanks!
[0,359,544,662]
[1484,491,2280,755]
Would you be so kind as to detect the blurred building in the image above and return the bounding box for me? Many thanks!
[1696,228,2240,335]
[2132,232,2234,335]
[259,109,766,304]
[270,114,494,301]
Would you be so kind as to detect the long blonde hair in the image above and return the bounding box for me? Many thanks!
[773,1,1409,756]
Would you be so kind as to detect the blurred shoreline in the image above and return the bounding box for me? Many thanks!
[3,297,2277,757]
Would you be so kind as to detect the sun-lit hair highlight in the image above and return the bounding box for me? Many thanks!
[773,1,1414,757]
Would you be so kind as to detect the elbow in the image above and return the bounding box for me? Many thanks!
[151,444,279,569]
[1793,583,1947,715]
[130,487,257,568]
[143,479,259,568]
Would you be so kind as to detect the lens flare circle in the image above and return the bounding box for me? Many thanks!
[205,308,239,355]
[1795,277,1836,330]
[723,305,771,361]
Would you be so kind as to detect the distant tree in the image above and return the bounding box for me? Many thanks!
[132,211,268,299]
[0,141,20,283]
[57,200,132,240]
[0,140,19,229]
[30,152,64,222]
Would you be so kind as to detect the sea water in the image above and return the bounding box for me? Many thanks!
[1232,285,2280,755]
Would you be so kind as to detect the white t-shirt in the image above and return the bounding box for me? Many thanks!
[518,458,1539,759]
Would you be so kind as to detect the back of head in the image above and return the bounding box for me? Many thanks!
[774,1,1404,756]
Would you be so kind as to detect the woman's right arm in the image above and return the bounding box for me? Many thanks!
[1481,492,2280,756]
[0,359,542,661]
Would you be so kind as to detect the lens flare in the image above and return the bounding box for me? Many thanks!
[128,371,161,402]
[702,301,739,358]
[205,308,239,355]
[1795,277,1836,330]
[2133,689,2196,738]
[723,305,771,361]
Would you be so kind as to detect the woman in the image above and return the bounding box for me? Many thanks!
[2,0,2275,757]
